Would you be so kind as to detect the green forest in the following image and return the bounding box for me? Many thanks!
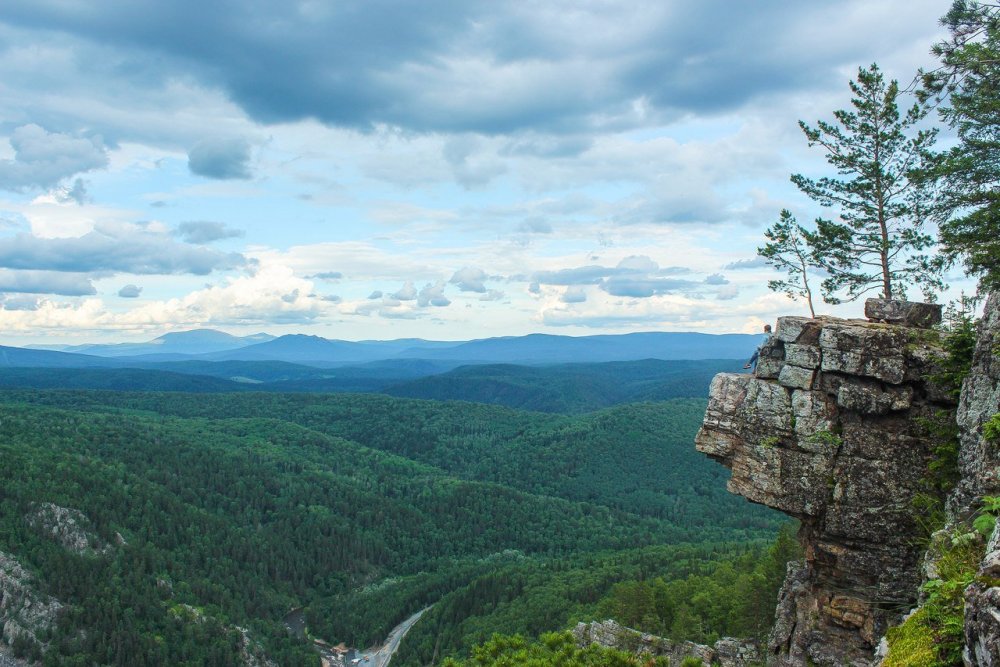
[0,385,788,665]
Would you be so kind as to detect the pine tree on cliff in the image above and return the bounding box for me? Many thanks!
[778,63,944,304]
[921,0,1000,292]
[758,209,819,317]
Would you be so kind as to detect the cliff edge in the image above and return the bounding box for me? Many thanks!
[695,303,961,666]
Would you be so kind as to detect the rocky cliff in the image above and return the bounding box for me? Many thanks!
[955,293,1000,665]
[695,303,959,666]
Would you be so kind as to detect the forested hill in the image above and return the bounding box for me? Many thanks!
[384,359,741,413]
[0,358,737,413]
[0,388,779,665]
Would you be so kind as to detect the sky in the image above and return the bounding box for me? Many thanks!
[0,0,973,344]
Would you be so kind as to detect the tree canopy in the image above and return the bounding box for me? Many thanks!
[776,63,943,305]
[922,0,1000,291]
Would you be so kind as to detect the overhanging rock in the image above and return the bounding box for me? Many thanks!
[695,313,955,666]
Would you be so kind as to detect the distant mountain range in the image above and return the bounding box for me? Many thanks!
[30,329,276,357]
[19,328,759,367]
[0,327,757,410]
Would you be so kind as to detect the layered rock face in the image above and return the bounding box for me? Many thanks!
[696,312,954,666]
[955,293,1000,665]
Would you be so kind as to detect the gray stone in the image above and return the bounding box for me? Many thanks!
[573,620,759,667]
[776,316,825,344]
[756,355,784,380]
[785,343,821,369]
[836,380,913,415]
[950,292,1000,516]
[696,312,957,667]
[779,364,815,390]
[791,390,836,442]
[0,551,61,656]
[964,584,1000,667]
[865,298,942,328]
[26,503,110,556]
[819,323,909,384]
[754,337,786,379]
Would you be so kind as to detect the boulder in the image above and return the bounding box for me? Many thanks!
[864,298,942,328]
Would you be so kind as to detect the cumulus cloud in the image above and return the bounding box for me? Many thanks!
[601,276,700,297]
[717,284,740,300]
[188,138,253,180]
[391,282,418,300]
[174,220,245,244]
[54,178,91,205]
[418,281,450,307]
[530,256,722,299]
[517,217,553,234]
[0,269,95,295]
[0,125,108,191]
[443,136,507,188]
[118,284,142,298]
[723,257,769,270]
[449,266,488,293]
[309,271,343,281]
[367,290,383,299]
[0,263,331,331]
[616,255,659,273]
[0,221,245,275]
[531,265,609,286]
[480,289,505,301]
[561,286,587,303]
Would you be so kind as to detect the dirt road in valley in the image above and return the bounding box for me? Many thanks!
[354,606,431,667]
[284,605,432,667]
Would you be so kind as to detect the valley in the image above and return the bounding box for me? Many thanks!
[0,338,784,665]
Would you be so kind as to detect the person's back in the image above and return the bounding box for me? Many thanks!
[744,324,773,371]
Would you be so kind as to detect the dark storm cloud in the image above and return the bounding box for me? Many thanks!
[188,138,252,180]
[0,222,246,275]
[174,220,245,244]
[0,1,881,135]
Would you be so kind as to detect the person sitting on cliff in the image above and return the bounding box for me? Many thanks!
[744,324,772,371]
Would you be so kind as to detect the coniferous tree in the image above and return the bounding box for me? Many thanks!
[921,1,1000,291]
[791,63,944,303]
[759,209,819,317]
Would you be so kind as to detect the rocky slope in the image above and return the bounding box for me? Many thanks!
[573,620,760,666]
[695,301,958,666]
[954,293,1000,665]
[0,551,62,659]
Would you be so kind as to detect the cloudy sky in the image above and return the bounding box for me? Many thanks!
[0,0,970,344]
